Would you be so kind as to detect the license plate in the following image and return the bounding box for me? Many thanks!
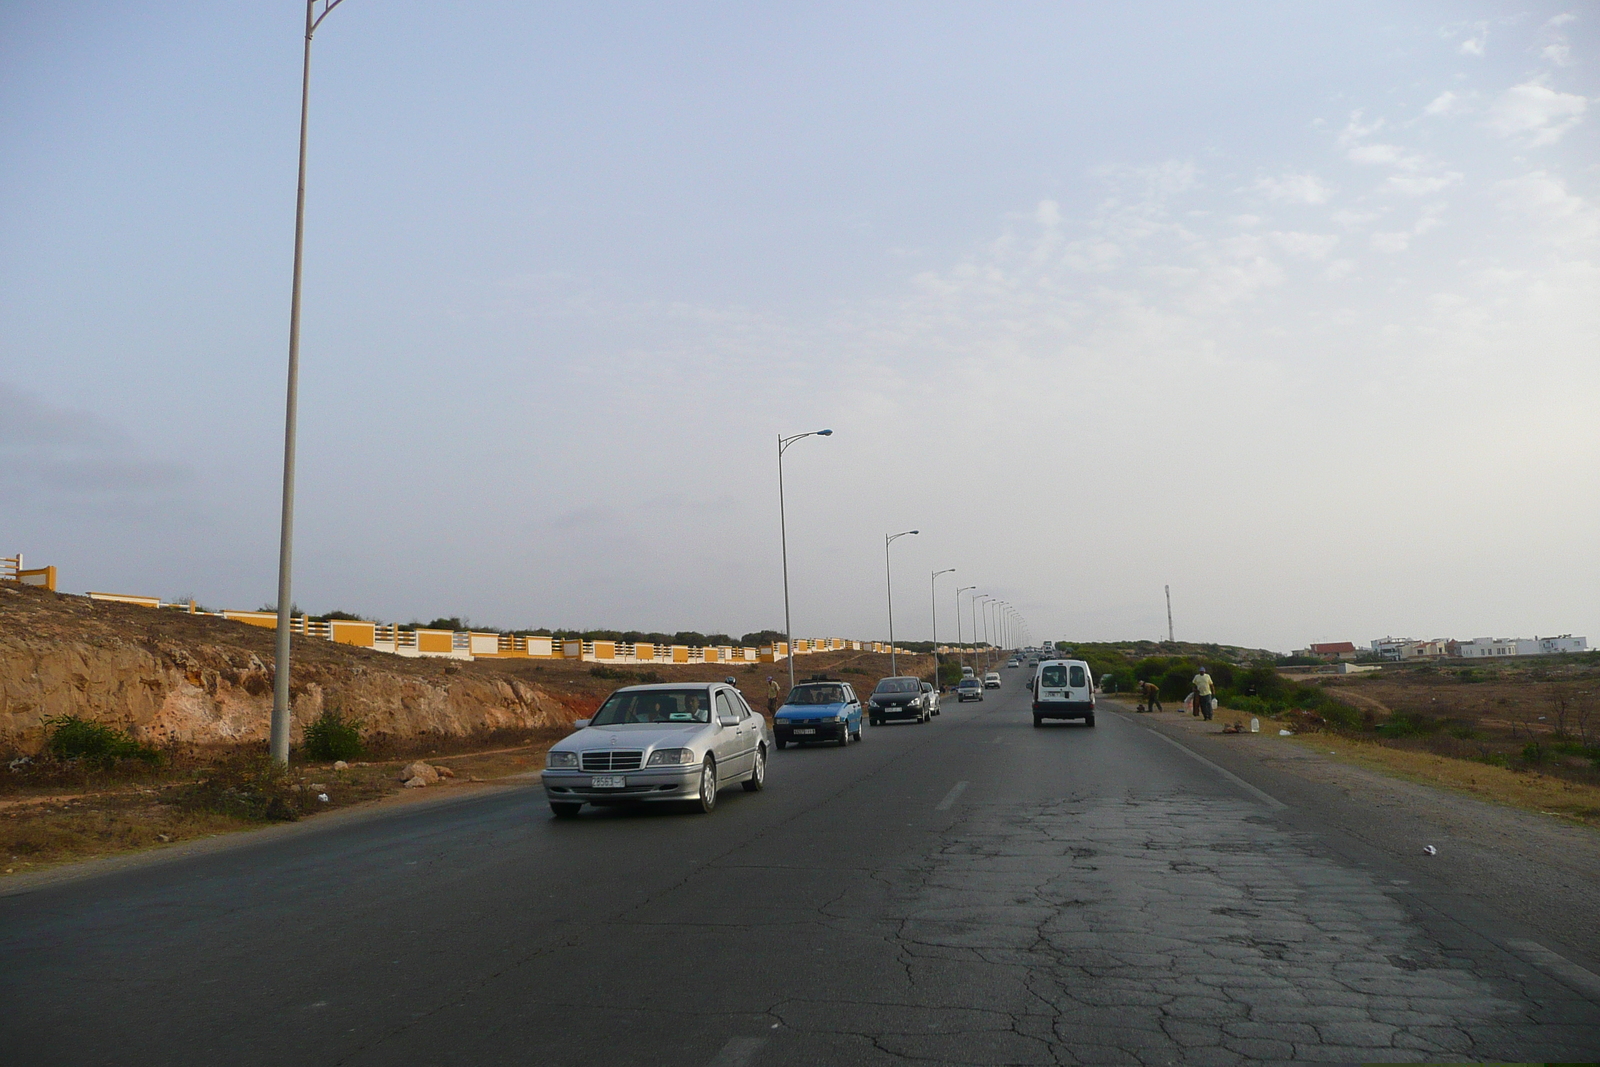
[794,728,816,735]
[591,775,626,789]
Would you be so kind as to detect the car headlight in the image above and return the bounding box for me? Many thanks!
[547,750,578,769]
[646,748,697,767]
[868,699,879,708]
[835,712,847,722]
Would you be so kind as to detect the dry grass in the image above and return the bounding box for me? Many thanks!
[1284,732,1600,828]
[1152,702,1600,829]
[0,729,571,876]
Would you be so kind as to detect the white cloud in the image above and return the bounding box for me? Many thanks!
[1458,30,1487,56]
[1269,231,1340,260]
[1544,13,1576,29]
[1541,43,1571,66]
[1348,143,1406,166]
[1422,91,1464,117]
[1388,172,1463,196]
[1369,205,1445,254]
[1497,171,1600,244]
[1485,81,1588,146]
[1251,173,1333,205]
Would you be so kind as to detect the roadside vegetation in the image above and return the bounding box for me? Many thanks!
[1071,640,1600,821]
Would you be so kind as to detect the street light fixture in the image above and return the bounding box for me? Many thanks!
[777,428,833,693]
[272,0,347,767]
[884,530,919,675]
[930,568,955,686]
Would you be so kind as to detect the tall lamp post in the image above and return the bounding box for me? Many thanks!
[975,595,994,674]
[272,0,347,767]
[956,585,976,675]
[777,428,833,693]
[930,568,955,686]
[884,530,919,675]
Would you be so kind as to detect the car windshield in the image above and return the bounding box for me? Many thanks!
[958,679,980,689]
[790,684,846,705]
[590,689,711,726]
[873,678,920,694]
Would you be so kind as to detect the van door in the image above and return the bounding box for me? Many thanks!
[1038,663,1069,703]
[1068,663,1093,706]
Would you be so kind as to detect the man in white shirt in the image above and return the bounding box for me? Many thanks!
[1190,667,1215,721]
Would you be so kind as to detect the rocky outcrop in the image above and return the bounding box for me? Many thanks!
[0,587,567,748]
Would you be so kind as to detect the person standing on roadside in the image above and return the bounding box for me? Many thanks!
[767,676,781,715]
[1191,666,1215,721]
[1138,679,1163,713]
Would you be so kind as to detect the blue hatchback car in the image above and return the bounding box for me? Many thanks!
[773,681,862,748]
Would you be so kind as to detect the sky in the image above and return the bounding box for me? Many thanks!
[2,2,1596,652]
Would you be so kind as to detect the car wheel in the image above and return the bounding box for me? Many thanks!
[776,738,787,750]
[1032,714,1042,727]
[852,723,862,742]
[1085,714,1096,728]
[870,715,881,727]
[743,746,766,791]
[691,758,717,813]
[549,802,581,818]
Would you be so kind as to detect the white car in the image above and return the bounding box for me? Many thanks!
[1032,658,1096,727]
[983,671,1002,689]
[541,682,770,817]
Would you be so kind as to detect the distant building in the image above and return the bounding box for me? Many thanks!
[1458,635,1589,658]
[1310,641,1357,661]
[1370,637,1450,661]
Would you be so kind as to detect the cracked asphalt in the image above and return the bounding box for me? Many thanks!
[3,674,1598,1065]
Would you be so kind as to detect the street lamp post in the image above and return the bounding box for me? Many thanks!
[884,530,919,675]
[956,585,975,675]
[975,595,993,674]
[272,0,347,767]
[930,568,955,687]
[777,429,833,693]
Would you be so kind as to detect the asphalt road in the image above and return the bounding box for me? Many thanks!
[4,672,1599,1065]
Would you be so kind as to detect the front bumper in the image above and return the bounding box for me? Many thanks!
[957,691,982,701]
[870,703,922,720]
[776,718,850,742]
[542,766,700,804]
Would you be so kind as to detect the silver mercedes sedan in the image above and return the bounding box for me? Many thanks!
[541,681,771,818]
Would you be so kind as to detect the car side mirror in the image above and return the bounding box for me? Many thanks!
[572,719,591,730]
[724,676,737,685]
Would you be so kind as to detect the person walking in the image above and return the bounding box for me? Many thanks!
[1137,679,1163,713]
[767,676,781,715]
[1190,666,1215,721]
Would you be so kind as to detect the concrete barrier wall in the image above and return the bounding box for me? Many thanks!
[78,591,972,665]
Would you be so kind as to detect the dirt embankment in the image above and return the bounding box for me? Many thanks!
[0,585,571,749]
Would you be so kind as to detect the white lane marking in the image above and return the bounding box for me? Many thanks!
[707,1036,767,1067]
[936,781,969,811]
[1144,728,1287,809]
[1506,938,1600,1001]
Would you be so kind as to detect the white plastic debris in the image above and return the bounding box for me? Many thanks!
[1250,718,1259,733]
[1279,728,1293,736]
[1423,845,1437,856]
[317,793,330,803]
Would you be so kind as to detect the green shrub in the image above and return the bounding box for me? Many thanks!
[303,708,363,762]
[172,753,313,822]
[42,715,161,767]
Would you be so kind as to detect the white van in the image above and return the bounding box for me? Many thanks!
[1032,658,1095,727]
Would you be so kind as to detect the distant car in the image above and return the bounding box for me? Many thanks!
[955,677,984,702]
[961,666,976,679]
[921,681,941,716]
[983,671,1002,689]
[1033,659,1096,727]
[541,682,770,817]
[774,681,861,748]
[868,676,931,725]
[1006,659,1020,668]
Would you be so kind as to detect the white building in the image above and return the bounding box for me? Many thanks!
[1457,635,1588,658]
[1371,637,1450,661]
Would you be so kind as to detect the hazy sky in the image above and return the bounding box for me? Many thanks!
[3,2,1596,651]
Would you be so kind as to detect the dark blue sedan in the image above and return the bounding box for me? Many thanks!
[773,681,862,748]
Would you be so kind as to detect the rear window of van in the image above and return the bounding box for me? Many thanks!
[1070,665,1087,688]
[1041,665,1067,687]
